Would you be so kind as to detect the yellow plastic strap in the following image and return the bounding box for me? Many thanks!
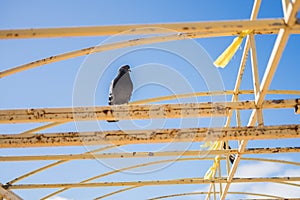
[214,30,252,68]
[203,141,223,180]
[204,155,221,180]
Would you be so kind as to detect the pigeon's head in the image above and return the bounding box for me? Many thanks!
[118,65,131,73]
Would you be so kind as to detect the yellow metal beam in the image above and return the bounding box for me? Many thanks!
[6,145,119,185]
[0,99,299,124]
[7,177,300,189]
[94,186,141,200]
[250,34,264,126]
[15,89,300,136]
[1,147,299,162]
[220,3,262,198]
[0,33,191,78]
[19,122,66,135]
[218,3,263,196]
[41,156,300,199]
[2,19,300,79]
[0,124,299,148]
[0,19,288,39]
[0,185,22,200]
[220,1,300,199]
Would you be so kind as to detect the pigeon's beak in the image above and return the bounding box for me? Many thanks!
[128,69,131,72]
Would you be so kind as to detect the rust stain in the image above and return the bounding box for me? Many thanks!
[272,22,284,26]
[148,152,154,156]
[272,99,284,104]
[129,38,139,42]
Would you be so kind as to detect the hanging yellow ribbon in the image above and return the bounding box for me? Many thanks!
[203,141,222,180]
[214,30,252,68]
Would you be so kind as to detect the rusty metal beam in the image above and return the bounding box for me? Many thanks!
[0,185,22,200]
[16,89,300,135]
[0,99,299,124]
[250,34,264,126]
[220,1,300,199]
[0,147,299,162]
[2,19,300,79]
[0,124,299,148]
[0,19,288,40]
[217,3,263,198]
[220,3,263,195]
[224,0,262,127]
[6,177,300,189]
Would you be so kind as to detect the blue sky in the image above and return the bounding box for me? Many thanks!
[0,1,300,199]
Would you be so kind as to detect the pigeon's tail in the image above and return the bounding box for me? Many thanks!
[107,97,118,122]
[223,142,235,164]
[107,120,119,123]
[108,94,113,106]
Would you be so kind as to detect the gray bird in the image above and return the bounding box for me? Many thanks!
[107,65,133,122]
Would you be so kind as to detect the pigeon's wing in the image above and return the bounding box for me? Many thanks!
[108,80,114,105]
[112,73,133,104]
[107,80,119,122]
[127,76,133,101]
[108,72,133,105]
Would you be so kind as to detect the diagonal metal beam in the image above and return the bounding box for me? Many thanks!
[41,156,300,200]
[214,3,263,198]
[150,191,285,200]
[249,33,264,126]
[5,145,119,186]
[0,185,22,200]
[220,1,300,199]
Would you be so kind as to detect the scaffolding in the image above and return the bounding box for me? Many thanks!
[0,0,300,199]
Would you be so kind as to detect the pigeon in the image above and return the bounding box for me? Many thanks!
[107,65,133,122]
[223,142,235,164]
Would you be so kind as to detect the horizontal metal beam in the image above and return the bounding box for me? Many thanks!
[0,19,293,39]
[0,147,299,162]
[0,99,299,124]
[0,124,299,148]
[7,177,300,189]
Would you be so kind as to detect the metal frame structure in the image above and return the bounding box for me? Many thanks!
[1,0,300,199]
